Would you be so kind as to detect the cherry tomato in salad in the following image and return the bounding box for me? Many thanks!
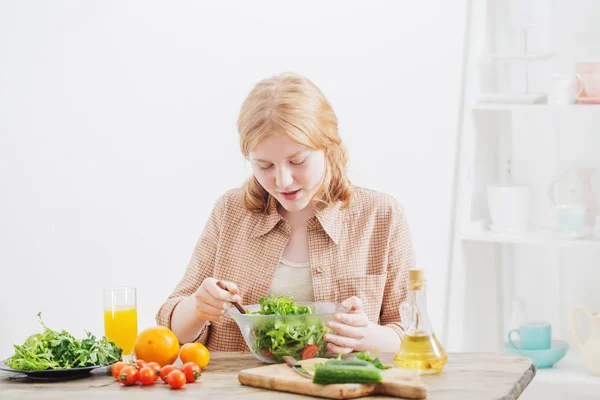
[301,344,319,360]
[118,366,139,386]
[167,370,186,389]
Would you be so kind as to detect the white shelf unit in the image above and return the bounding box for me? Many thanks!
[472,103,600,111]
[461,230,600,248]
[488,52,555,61]
[472,103,547,110]
[445,0,600,394]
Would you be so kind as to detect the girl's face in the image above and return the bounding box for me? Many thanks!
[249,134,326,213]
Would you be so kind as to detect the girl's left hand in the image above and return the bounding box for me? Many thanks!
[324,296,369,355]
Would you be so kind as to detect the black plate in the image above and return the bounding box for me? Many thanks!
[0,358,115,379]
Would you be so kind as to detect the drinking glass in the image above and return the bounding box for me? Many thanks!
[103,287,138,359]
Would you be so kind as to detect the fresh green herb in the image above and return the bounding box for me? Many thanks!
[354,351,393,370]
[251,296,329,362]
[5,313,122,370]
[250,296,312,316]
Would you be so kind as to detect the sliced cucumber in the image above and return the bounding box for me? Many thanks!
[312,364,383,384]
[325,359,374,368]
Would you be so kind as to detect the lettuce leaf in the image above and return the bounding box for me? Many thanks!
[5,313,122,370]
[251,296,329,362]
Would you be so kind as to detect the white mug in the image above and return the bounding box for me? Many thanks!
[550,74,577,105]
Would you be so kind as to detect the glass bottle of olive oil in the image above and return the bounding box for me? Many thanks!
[394,269,447,374]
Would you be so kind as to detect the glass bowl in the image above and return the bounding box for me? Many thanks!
[227,301,342,363]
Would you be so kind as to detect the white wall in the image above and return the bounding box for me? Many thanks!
[0,0,467,357]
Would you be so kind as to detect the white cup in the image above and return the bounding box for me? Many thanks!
[550,74,577,105]
[487,184,532,232]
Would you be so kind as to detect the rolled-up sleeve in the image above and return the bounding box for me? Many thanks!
[155,194,225,343]
[380,204,414,339]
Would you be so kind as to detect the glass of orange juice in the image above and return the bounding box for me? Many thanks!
[103,287,138,359]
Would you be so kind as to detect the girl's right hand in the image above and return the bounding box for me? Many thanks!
[193,277,241,322]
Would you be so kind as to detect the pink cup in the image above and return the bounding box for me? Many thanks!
[576,74,600,98]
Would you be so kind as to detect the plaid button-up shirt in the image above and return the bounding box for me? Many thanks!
[156,187,414,351]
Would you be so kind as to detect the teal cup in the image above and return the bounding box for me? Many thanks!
[508,322,551,350]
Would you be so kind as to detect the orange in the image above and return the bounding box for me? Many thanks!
[133,326,180,366]
[179,343,210,368]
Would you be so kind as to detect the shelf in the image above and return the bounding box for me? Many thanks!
[472,103,549,111]
[472,103,600,111]
[475,93,547,107]
[489,53,555,61]
[461,229,600,247]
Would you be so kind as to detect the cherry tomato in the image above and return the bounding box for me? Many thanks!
[301,344,319,360]
[146,362,161,379]
[135,359,147,369]
[179,343,210,368]
[118,366,139,386]
[181,362,201,383]
[167,369,186,389]
[138,366,156,385]
[160,365,178,383]
[111,361,128,380]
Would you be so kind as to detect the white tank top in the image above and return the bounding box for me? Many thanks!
[268,257,315,302]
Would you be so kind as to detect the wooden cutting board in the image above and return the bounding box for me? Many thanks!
[238,358,428,399]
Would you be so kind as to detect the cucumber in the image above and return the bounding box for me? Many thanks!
[312,364,383,384]
[325,359,374,368]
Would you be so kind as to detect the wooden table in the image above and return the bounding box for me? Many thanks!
[0,352,535,399]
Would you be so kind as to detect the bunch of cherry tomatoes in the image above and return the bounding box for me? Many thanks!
[111,359,202,389]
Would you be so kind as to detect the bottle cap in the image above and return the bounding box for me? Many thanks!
[408,269,424,290]
[409,269,424,281]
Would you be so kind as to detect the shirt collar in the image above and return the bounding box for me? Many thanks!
[250,196,282,238]
[250,196,345,245]
[311,200,344,245]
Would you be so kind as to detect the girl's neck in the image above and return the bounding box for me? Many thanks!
[278,203,316,230]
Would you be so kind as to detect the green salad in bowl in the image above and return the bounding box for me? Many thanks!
[227,296,340,363]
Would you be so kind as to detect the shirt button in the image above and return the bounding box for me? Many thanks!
[316,265,325,273]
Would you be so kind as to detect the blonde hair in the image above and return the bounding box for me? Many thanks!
[237,72,353,213]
